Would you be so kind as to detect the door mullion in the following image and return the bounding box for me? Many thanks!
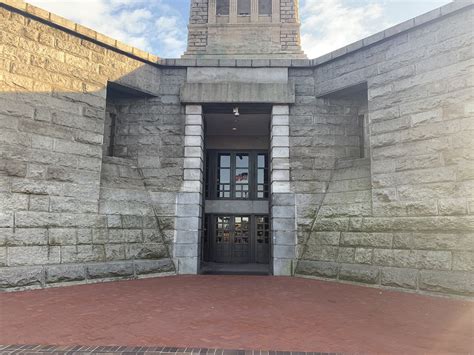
[230,215,235,263]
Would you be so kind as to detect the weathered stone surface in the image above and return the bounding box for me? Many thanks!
[339,264,379,284]
[45,264,86,283]
[7,228,48,246]
[86,261,134,279]
[0,266,44,288]
[452,252,474,271]
[8,246,60,266]
[419,270,474,296]
[381,267,418,289]
[296,260,339,278]
[134,259,174,275]
[341,233,392,248]
[393,233,474,251]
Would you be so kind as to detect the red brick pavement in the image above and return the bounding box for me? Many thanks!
[0,276,472,353]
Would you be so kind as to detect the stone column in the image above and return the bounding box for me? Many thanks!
[251,0,258,22]
[229,0,238,23]
[270,105,296,276]
[208,0,217,24]
[174,105,204,274]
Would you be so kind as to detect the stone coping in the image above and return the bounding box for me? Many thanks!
[0,0,472,69]
[0,0,160,63]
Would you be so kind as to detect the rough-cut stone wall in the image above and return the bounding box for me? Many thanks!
[279,0,300,52]
[186,0,209,56]
[190,0,209,24]
[280,0,298,23]
[0,4,178,290]
[294,7,474,296]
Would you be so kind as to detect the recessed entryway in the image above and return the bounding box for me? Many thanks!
[201,104,271,274]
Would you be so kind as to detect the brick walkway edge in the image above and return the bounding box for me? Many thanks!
[0,345,338,355]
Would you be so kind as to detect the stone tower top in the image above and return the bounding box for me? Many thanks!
[183,0,307,59]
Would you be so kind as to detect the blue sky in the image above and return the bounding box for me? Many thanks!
[27,0,451,58]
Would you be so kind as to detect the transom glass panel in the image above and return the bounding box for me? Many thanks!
[216,0,230,15]
[218,153,231,198]
[258,0,272,15]
[257,154,269,199]
[235,154,249,199]
[206,151,269,200]
[238,0,251,15]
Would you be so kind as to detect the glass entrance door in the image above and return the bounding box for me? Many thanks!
[208,215,269,264]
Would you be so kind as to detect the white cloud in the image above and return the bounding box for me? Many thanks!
[155,16,187,57]
[300,0,391,58]
[26,0,186,56]
[26,0,446,59]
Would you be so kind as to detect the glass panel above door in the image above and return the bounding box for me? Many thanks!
[218,153,231,198]
[235,153,249,199]
[207,151,269,200]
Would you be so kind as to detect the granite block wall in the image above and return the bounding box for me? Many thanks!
[0,0,472,297]
[0,4,179,290]
[293,6,474,296]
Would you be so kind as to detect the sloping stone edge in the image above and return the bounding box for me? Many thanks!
[296,260,474,298]
[0,259,174,292]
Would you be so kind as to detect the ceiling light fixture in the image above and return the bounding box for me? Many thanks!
[233,106,240,117]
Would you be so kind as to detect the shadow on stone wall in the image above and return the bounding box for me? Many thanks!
[0,62,186,290]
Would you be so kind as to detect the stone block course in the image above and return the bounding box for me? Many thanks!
[87,261,134,279]
[381,267,418,289]
[339,264,380,284]
[45,264,86,283]
[419,270,474,296]
[0,266,44,288]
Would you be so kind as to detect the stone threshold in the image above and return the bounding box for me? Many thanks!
[0,345,341,355]
[200,262,271,275]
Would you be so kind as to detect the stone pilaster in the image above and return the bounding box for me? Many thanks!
[229,0,238,23]
[251,0,259,22]
[174,105,205,274]
[208,0,216,23]
[272,0,280,22]
[271,105,296,276]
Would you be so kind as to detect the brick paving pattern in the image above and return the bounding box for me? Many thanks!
[0,344,340,355]
[1,276,472,353]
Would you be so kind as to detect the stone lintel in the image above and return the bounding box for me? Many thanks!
[180,83,295,104]
[187,67,289,84]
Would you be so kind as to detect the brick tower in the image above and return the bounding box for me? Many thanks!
[183,0,306,59]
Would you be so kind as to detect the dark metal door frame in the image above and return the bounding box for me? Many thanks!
[205,150,269,201]
[206,214,270,264]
